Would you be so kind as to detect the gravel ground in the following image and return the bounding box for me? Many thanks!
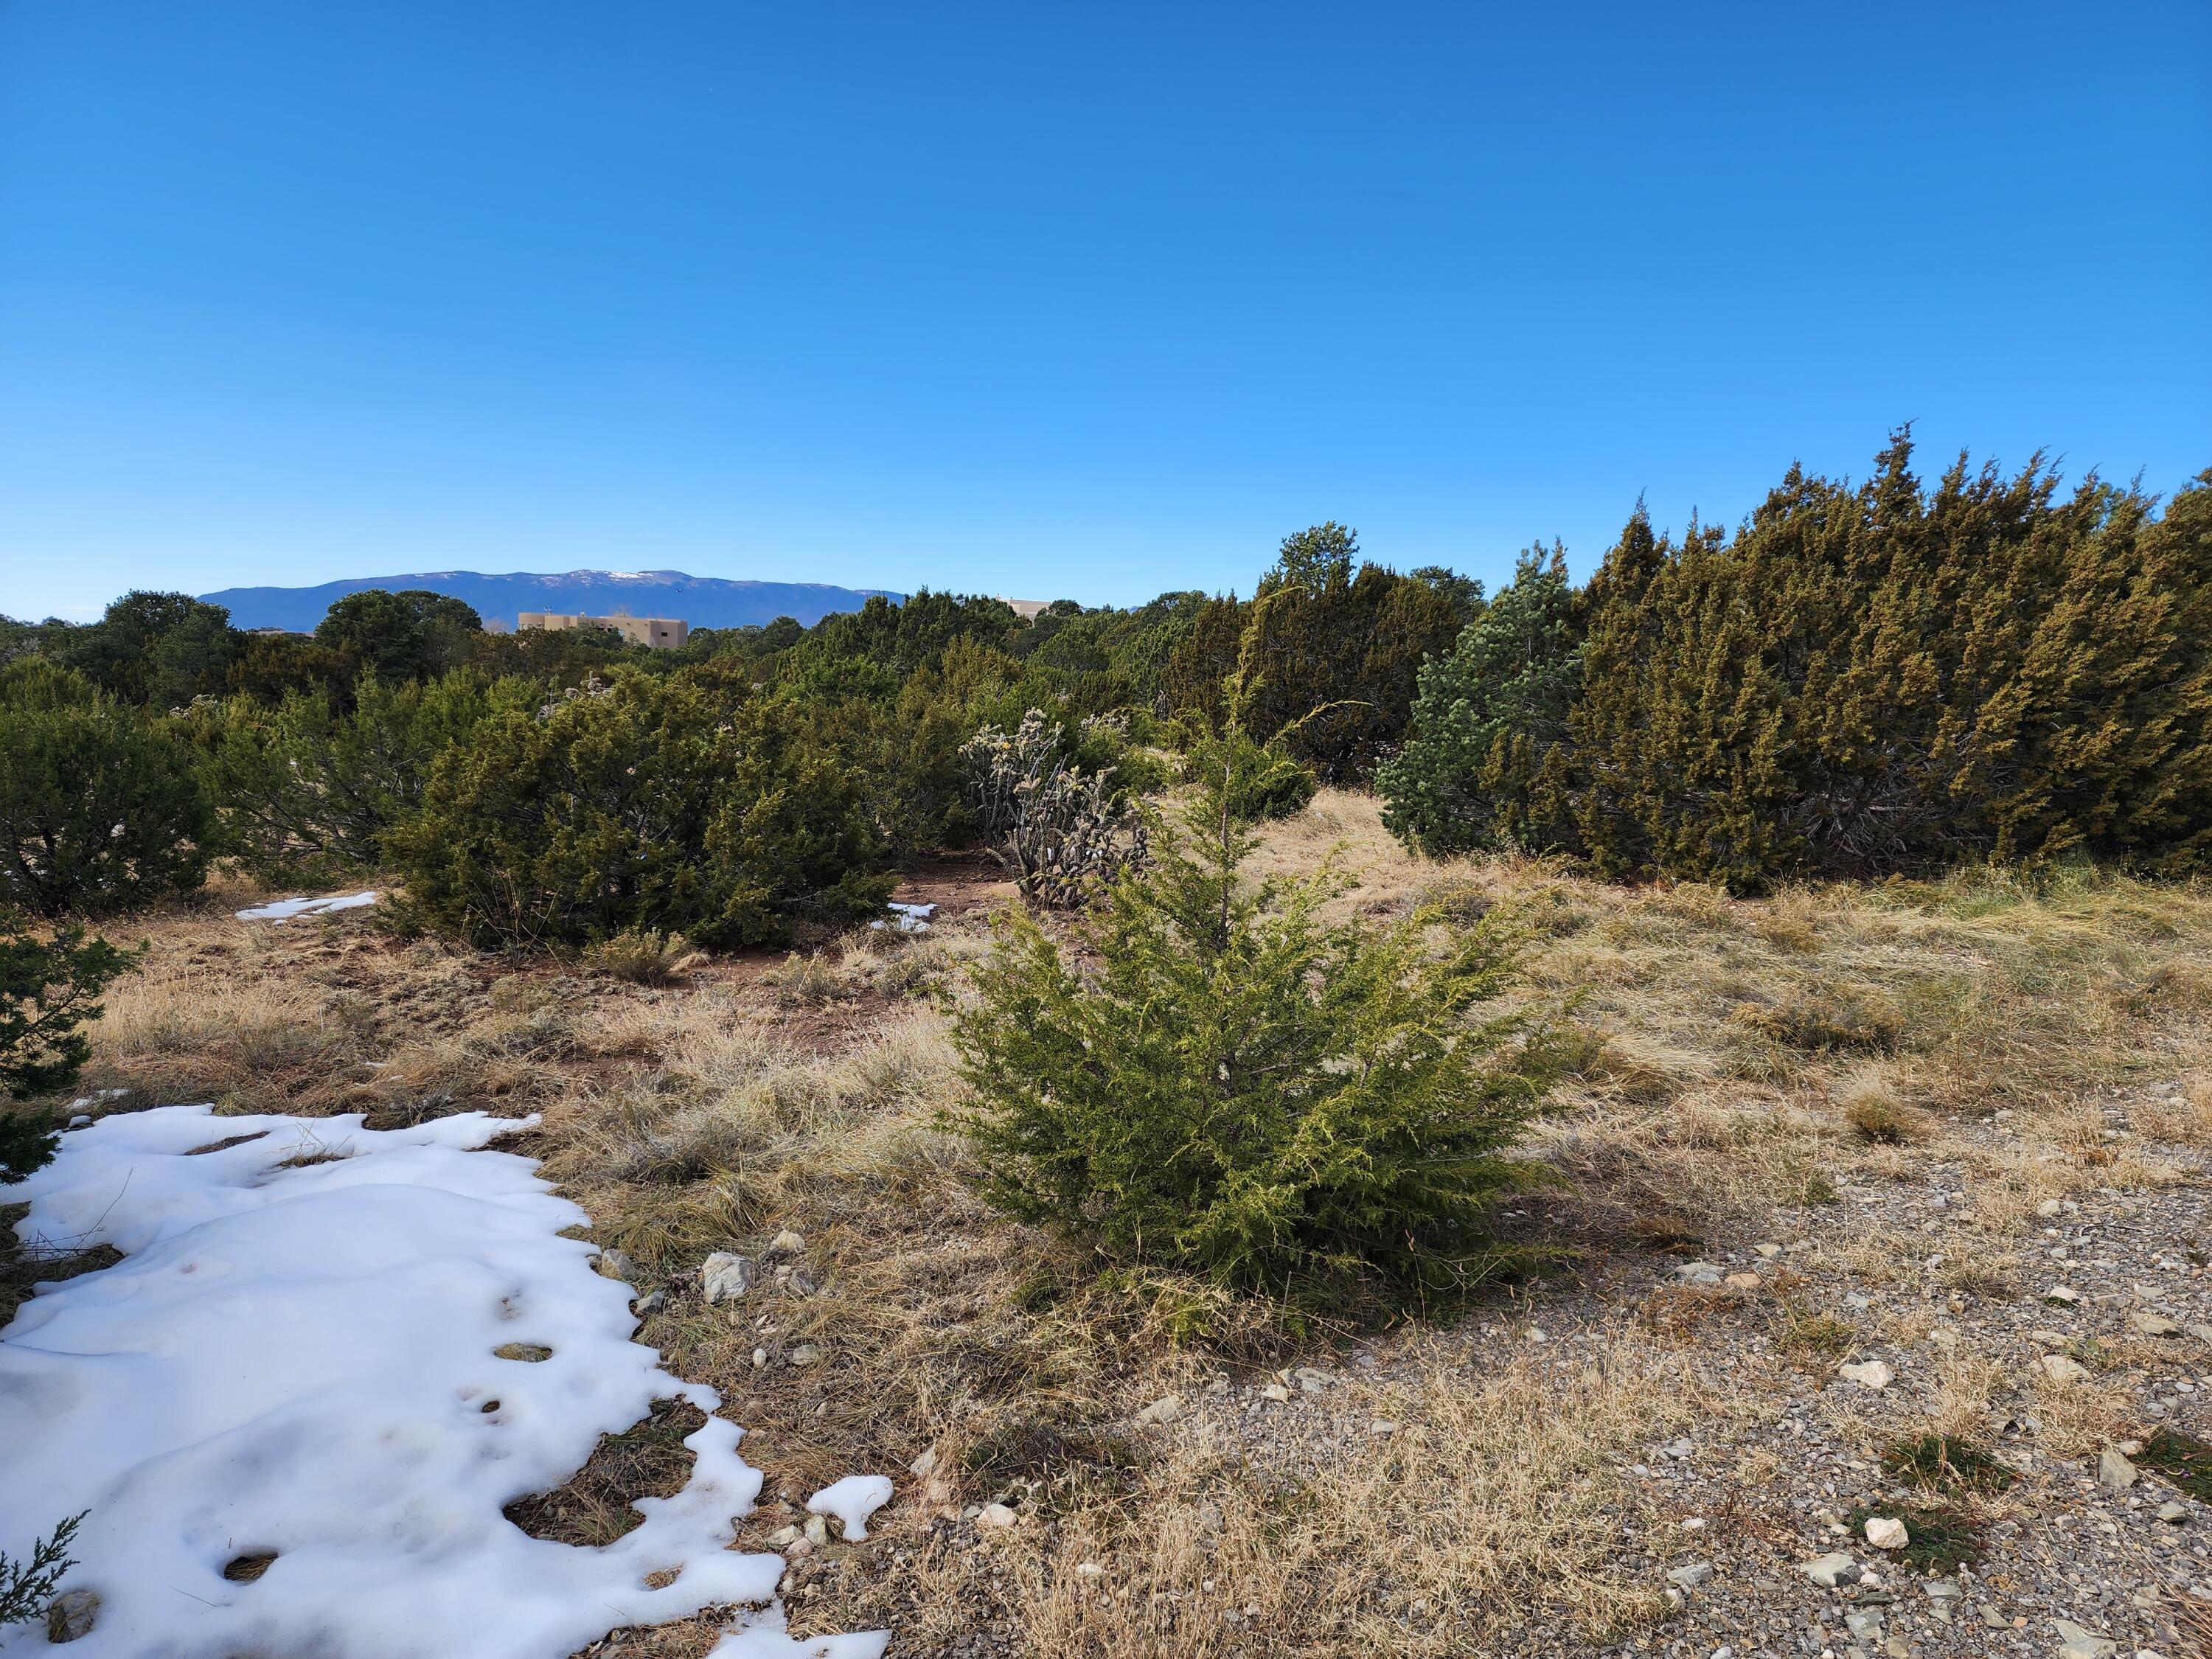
[870,1093,2211,1659]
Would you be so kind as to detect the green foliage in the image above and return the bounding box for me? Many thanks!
[224,630,362,707]
[314,588,484,683]
[950,768,1559,1301]
[1166,529,1478,782]
[0,669,213,917]
[1844,1503,1983,1574]
[1379,544,1581,853]
[1383,437,2212,887]
[387,670,895,950]
[800,590,1021,677]
[1,926,139,1177]
[192,669,520,883]
[61,591,237,709]
[0,1511,84,1629]
[2139,1430,2212,1501]
[1880,1433,2018,1495]
[1178,727,1317,822]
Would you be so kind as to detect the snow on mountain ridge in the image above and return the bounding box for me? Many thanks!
[200,568,905,633]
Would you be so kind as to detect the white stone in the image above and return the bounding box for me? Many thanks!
[1838,1360,1893,1390]
[2039,1352,2093,1385]
[2051,1618,2118,1659]
[1135,1394,1183,1425]
[700,1251,755,1304]
[1798,1552,1859,1587]
[1864,1515,1909,1551]
[975,1503,1018,1530]
[2099,1449,2138,1489]
[2131,1311,2183,1338]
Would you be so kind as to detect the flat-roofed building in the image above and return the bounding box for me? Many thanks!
[998,597,1051,623]
[518,612,689,649]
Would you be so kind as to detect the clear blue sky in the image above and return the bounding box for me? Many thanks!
[3,2,2207,621]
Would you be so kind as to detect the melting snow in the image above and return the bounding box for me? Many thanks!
[0,1106,888,1659]
[869,901,936,935]
[233,891,379,922]
[806,1475,894,1542]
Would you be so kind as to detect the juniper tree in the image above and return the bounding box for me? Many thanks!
[0,664,212,918]
[1379,543,1582,855]
[950,768,1559,1301]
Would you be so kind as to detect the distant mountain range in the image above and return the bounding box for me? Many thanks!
[199,569,904,633]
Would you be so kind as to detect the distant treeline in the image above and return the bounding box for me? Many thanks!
[1381,434,2212,886]
[3,434,2207,944]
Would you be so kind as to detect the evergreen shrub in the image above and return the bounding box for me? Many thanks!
[386,671,894,950]
[0,664,212,917]
[950,771,1560,1301]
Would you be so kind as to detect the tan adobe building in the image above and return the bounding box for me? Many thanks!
[518,612,689,649]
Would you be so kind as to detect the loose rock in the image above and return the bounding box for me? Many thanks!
[1864,1516,1910,1551]
[48,1589,100,1644]
[1799,1553,1860,1587]
[701,1252,755,1305]
[2039,1352,2093,1385]
[2050,1617,2117,1659]
[1838,1360,1893,1390]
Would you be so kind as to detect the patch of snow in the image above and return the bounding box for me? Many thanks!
[0,1105,888,1658]
[807,1475,894,1541]
[708,1606,891,1658]
[233,891,379,923]
[869,901,936,935]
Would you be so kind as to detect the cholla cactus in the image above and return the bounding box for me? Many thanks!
[961,710,1148,908]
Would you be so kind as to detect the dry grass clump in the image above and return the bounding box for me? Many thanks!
[987,1335,1689,1655]
[504,1399,710,1545]
[582,929,703,987]
[761,928,975,1006]
[1731,982,1903,1056]
[761,949,852,1005]
[2135,1081,2212,1146]
[1838,1071,1930,1144]
[2023,1364,2139,1458]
